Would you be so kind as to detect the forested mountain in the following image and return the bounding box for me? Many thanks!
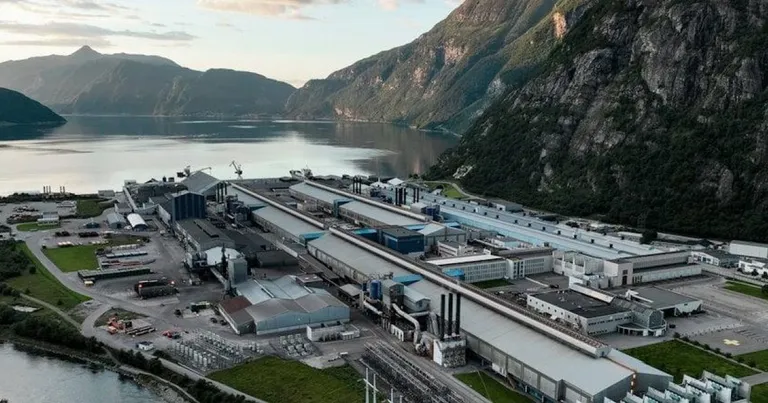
[286,0,585,133]
[429,0,768,241]
[0,46,295,117]
[0,88,65,126]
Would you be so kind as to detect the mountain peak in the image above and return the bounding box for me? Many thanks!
[69,46,101,60]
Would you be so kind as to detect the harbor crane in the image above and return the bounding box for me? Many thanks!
[177,166,212,178]
[230,161,243,180]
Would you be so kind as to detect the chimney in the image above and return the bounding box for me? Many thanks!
[447,293,454,338]
[440,294,446,341]
[455,294,461,335]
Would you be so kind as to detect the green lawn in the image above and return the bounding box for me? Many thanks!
[76,199,110,218]
[208,356,364,403]
[16,222,60,232]
[724,281,768,301]
[737,348,768,371]
[455,372,531,403]
[752,384,768,403]
[442,184,464,199]
[624,340,756,382]
[44,245,100,272]
[6,244,90,310]
[473,279,512,289]
[43,236,147,273]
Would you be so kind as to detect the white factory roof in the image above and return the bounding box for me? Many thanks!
[339,201,422,226]
[236,275,346,322]
[204,247,242,267]
[418,223,464,237]
[387,178,404,186]
[252,206,322,238]
[126,213,147,228]
[307,233,665,396]
[427,254,504,266]
[182,171,219,194]
[290,182,350,204]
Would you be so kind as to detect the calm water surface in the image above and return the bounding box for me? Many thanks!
[0,344,165,403]
[0,116,456,195]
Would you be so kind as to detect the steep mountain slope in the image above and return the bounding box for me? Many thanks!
[0,88,65,126]
[429,0,768,240]
[286,0,588,132]
[0,46,295,117]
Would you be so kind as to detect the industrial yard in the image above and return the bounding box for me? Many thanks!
[4,170,768,403]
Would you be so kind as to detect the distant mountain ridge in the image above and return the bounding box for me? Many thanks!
[0,46,295,117]
[285,0,584,132]
[0,88,65,126]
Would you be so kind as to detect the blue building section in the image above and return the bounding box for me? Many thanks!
[442,221,461,228]
[444,268,465,280]
[300,232,327,245]
[353,228,379,241]
[369,280,382,300]
[404,224,427,231]
[379,227,425,254]
[392,274,423,286]
[332,199,352,217]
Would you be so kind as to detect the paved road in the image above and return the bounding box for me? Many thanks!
[23,235,267,403]
[741,372,768,386]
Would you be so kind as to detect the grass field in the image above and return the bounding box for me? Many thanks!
[473,279,512,289]
[724,281,768,301]
[16,222,60,232]
[6,244,90,310]
[44,235,147,272]
[208,356,364,403]
[455,372,531,403]
[752,384,768,403]
[76,199,110,218]
[442,184,464,199]
[44,245,99,272]
[736,348,768,371]
[624,340,756,382]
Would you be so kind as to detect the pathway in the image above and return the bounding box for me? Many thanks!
[741,372,768,386]
[20,294,80,328]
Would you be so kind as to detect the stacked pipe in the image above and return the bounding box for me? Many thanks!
[440,294,445,341]
[455,294,461,335]
[447,293,453,339]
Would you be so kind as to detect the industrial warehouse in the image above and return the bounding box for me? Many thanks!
[37,168,760,403]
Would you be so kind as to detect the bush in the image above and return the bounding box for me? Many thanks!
[673,332,680,339]
[703,344,711,350]
[682,336,690,342]
[737,356,745,363]
[749,360,757,367]
[28,265,36,275]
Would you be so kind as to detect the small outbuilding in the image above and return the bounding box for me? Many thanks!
[106,212,127,230]
[126,213,148,231]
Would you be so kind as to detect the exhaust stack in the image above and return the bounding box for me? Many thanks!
[447,293,453,338]
[440,294,446,341]
[455,293,461,335]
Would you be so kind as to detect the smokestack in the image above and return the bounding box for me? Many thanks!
[455,294,461,335]
[447,293,454,338]
[440,294,445,341]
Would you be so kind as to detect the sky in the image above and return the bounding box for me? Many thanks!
[0,0,462,87]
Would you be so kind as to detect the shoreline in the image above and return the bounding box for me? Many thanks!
[1,337,193,403]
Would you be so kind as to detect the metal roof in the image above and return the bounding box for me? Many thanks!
[290,182,349,204]
[308,233,658,396]
[252,206,321,239]
[126,213,147,228]
[178,219,232,246]
[106,212,126,225]
[219,296,252,314]
[340,201,422,226]
[182,171,219,194]
[531,291,628,319]
[631,287,699,310]
[418,223,464,236]
[427,254,504,266]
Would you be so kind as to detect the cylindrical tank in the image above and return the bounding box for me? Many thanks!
[370,280,382,301]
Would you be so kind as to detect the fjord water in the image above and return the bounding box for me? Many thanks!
[0,116,457,195]
[0,344,165,403]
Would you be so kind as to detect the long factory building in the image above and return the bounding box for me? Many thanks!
[230,181,672,403]
[419,194,660,259]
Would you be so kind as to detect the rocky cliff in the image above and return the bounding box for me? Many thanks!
[0,46,295,117]
[286,0,586,132]
[0,88,65,126]
[429,0,768,240]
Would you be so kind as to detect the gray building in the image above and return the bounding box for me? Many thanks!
[418,223,467,250]
[106,212,127,229]
[624,287,702,317]
[527,291,633,336]
[220,275,350,335]
[182,171,220,198]
[251,206,325,244]
[690,250,740,268]
[426,254,508,283]
[307,233,671,402]
[154,190,206,225]
[176,219,235,252]
[339,200,423,227]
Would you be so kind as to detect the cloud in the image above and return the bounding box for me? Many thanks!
[0,36,112,47]
[4,0,134,20]
[197,0,344,18]
[378,0,424,11]
[0,21,196,41]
